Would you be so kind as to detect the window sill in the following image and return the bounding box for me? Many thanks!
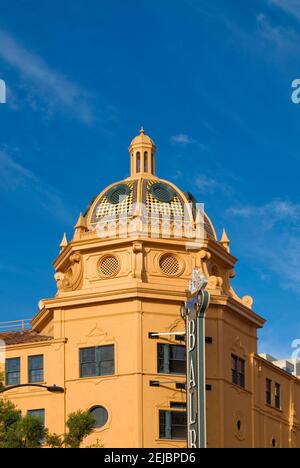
[28,381,46,385]
[79,374,115,380]
[231,382,246,391]
[156,438,186,442]
[265,403,282,413]
[157,372,186,377]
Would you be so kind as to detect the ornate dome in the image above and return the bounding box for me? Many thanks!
[86,129,216,240]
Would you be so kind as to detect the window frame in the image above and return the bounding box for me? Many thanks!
[79,345,115,378]
[27,409,45,428]
[157,343,186,375]
[158,409,187,441]
[231,354,245,389]
[5,357,21,386]
[28,355,44,384]
[275,382,281,409]
[266,378,272,405]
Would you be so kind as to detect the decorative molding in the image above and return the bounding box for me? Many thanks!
[55,253,83,293]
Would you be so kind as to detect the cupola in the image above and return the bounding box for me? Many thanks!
[128,127,156,177]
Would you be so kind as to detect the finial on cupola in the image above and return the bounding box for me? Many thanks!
[220,228,230,253]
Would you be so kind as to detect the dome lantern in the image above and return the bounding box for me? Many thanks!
[128,127,156,177]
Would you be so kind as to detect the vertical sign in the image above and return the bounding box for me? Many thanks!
[181,269,210,448]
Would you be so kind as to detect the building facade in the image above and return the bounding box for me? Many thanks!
[1,129,300,448]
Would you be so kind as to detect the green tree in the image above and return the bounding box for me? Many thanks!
[46,410,96,448]
[0,400,45,448]
[0,400,96,449]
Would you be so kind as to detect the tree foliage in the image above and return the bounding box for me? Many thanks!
[46,410,95,448]
[0,400,97,449]
[0,400,44,448]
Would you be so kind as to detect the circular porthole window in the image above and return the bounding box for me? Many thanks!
[98,255,120,278]
[106,184,130,205]
[159,254,180,276]
[149,182,176,203]
[89,406,109,429]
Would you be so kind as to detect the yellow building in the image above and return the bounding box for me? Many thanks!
[1,129,300,448]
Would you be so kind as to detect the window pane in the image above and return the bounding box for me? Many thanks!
[159,410,166,439]
[100,360,114,375]
[81,362,97,378]
[80,348,96,363]
[100,345,114,361]
[159,410,187,440]
[90,406,108,428]
[28,355,44,383]
[28,409,45,428]
[6,358,20,386]
[170,346,185,360]
[170,359,186,374]
[232,355,237,371]
[231,355,245,388]
[158,344,185,375]
[171,411,187,439]
[80,346,114,378]
[275,383,281,408]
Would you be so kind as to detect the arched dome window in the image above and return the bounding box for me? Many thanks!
[136,152,141,173]
[144,152,148,172]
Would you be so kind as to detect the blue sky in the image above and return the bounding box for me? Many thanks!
[0,0,300,358]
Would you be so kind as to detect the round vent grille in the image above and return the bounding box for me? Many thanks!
[107,184,130,205]
[159,254,180,276]
[98,255,119,277]
[150,182,175,203]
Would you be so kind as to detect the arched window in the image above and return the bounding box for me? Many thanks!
[136,152,141,173]
[144,152,148,172]
[89,406,109,428]
[151,153,155,174]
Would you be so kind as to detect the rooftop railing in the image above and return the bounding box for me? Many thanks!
[0,319,32,332]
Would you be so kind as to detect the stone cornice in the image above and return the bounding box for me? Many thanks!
[32,287,265,330]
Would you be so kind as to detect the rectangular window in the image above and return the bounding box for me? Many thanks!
[28,409,45,428]
[266,378,272,405]
[79,345,114,378]
[158,344,186,375]
[28,355,44,383]
[231,355,245,388]
[275,383,281,409]
[159,410,187,440]
[6,358,20,386]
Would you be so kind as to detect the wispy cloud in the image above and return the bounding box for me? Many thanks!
[0,29,93,123]
[170,134,197,145]
[0,150,75,224]
[195,174,233,195]
[227,199,300,294]
[169,133,209,150]
[256,12,300,54]
[270,0,300,21]
[228,199,300,228]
